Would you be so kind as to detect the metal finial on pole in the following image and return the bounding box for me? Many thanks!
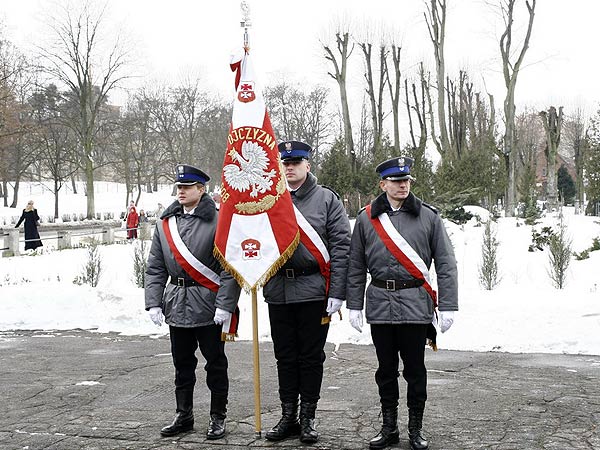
[240,1,252,51]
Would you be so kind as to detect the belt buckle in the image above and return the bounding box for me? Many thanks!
[385,280,396,291]
[177,277,185,287]
[285,269,295,279]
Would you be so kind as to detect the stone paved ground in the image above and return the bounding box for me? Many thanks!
[0,329,599,450]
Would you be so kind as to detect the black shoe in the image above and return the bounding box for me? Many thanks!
[299,418,318,444]
[160,412,194,437]
[265,401,300,441]
[369,406,399,449]
[370,429,400,449]
[206,413,226,440]
[409,429,429,450]
[408,408,429,450]
[299,402,318,444]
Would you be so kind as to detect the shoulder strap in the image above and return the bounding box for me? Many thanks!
[365,204,437,306]
[293,205,331,282]
[162,216,220,292]
[293,205,333,325]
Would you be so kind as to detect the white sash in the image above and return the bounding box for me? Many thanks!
[378,213,433,286]
[293,204,330,264]
[166,216,220,286]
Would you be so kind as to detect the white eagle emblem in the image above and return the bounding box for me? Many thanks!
[223,141,276,197]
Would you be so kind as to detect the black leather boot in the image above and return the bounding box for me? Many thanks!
[160,390,194,437]
[206,393,227,440]
[265,401,300,441]
[369,406,400,449]
[408,408,429,450]
[299,402,318,444]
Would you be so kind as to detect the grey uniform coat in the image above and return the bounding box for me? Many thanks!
[144,194,240,327]
[346,192,458,324]
[263,172,351,304]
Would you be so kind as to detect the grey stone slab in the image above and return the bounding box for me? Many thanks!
[0,330,598,449]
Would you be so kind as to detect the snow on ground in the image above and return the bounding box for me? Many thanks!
[1,182,599,355]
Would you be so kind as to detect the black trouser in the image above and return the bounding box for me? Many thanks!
[169,325,228,396]
[370,324,428,410]
[268,301,329,404]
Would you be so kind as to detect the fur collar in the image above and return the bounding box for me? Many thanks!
[290,172,318,199]
[370,191,422,218]
[161,193,216,221]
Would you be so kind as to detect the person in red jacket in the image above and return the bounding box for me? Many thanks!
[125,201,139,239]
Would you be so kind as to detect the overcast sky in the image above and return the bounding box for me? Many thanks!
[1,0,598,117]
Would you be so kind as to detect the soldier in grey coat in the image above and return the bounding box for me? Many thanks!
[263,141,351,445]
[346,157,458,450]
[145,164,240,440]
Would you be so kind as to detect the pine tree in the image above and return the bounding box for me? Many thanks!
[478,220,501,290]
[548,211,572,289]
[73,240,102,287]
[132,239,149,288]
[584,112,600,215]
[557,165,576,205]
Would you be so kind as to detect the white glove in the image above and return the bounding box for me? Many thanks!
[213,307,231,325]
[439,311,455,333]
[148,307,163,326]
[349,309,363,333]
[326,297,344,316]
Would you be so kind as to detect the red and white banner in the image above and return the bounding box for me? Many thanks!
[214,50,299,291]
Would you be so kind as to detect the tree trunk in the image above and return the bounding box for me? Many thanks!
[388,45,401,153]
[54,179,60,219]
[540,106,563,211]
[1,181,7,207]
[85,155,95,219]
[425,0,451,157]
[10,178,20,209]
[499,0,536,216]
[324,32,355,170]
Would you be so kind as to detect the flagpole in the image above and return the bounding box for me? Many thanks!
[251,287,262,437]
[239,1,262,437]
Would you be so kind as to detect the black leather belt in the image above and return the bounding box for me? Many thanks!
[170,277,201,287]
[370,278,424,291]
[277,266,320,279]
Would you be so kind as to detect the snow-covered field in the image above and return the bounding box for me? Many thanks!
[1,182,599,355]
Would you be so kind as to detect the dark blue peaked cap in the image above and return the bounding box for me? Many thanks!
[175,164,210,185]
[278,141,312,161]
[376,156,415,181]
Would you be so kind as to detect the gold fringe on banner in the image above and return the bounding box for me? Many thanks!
[221,332,238,342]
[213,231,300,293]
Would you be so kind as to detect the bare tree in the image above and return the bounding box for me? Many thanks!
[0,33,31,207]
[39,1,130,218]
[405,63,429,155]
[358,39,388,160]
[114,94,159,207]
[264,81,332,164]
[499,0,536,216]
[514,109,544,213]
[29,83,79,218]
[171,78,209,167]
[563,108,587,211]
[386,44,402,153]
[138,85,179,186]
[323,31,355,170]
[539,106,563,211]
[425,0,451,157]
